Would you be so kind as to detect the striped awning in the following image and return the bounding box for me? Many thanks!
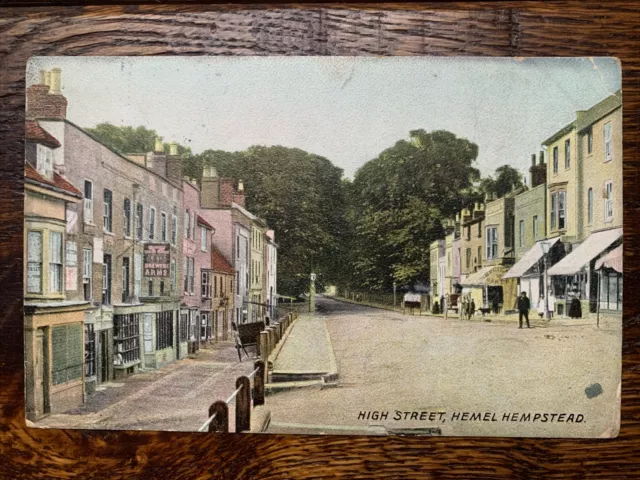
[595,245,623,273]
[461,265,509,286]
[503,237,561,279]
[548,228,622,276]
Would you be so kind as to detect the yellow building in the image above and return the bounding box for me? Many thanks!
[543,122,580,244]
[24,121,90,420]
[548,92,623,315]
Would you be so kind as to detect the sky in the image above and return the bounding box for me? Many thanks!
[28,57,621,180]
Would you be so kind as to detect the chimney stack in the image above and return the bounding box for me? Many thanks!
[531,153,536,167]
[166,143,182,187]
[26,69,67,120]
[530,152,547,188]
[539,150,545,164]
[201,166,221,209]
[49,68,62,95]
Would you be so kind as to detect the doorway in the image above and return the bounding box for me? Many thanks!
[100,330,109,383]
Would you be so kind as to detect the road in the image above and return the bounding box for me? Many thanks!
[266,296,621,438]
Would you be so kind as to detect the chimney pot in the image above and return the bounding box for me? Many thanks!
[238,179,244,192]
[39,70,47,85]
[44,71,51,87]
[531,153,536,167]
[169,142,178,156]
[154,137,164,153]
[49,68,62,95]
[539,150,545,164]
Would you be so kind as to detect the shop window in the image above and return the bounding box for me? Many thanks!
[600,271,622,311]
[156,311,173,350]
[113,313,140,364]
[51,323,83,385]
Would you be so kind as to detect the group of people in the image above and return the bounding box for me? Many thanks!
[459,294,476,321]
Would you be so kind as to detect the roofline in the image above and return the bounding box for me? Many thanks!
[541,121,576,146]
[41,118,183,191]
[25,176,82,199]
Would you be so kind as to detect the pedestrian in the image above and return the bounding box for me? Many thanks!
[444,293,449,319]
[460,295,467,320]
[569,291,582,319]
[470,298,476,319]
[517,291,531,329]
[492,294,499,315]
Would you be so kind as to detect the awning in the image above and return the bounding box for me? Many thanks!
[461,265,509,286]
[547,228,622,276]
[502,237,561,279]
[595,245,623,273]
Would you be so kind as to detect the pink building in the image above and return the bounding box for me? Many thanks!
[181,180,215,355]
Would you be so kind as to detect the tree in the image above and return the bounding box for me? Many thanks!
[86,123,191,158]
[480,165,524,199]
[350,129,481,290]
[195,146,350,296]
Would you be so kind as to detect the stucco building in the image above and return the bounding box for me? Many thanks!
[28,70,184,393]
[548,92,623,315]
[24,118,89,420]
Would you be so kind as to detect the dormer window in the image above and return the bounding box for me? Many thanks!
[36,144,54,179]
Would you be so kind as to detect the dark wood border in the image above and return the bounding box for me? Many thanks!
[1,2,639,478]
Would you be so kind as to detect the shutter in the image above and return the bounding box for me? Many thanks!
[67,324,83,381]
[51,326,68,385]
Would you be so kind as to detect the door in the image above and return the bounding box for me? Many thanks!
[33,328,49,417]
[100,330,109,382]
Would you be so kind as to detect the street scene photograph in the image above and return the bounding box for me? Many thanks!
[23,56,622,437]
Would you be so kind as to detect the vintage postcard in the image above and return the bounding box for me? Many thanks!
[23,57,622,437]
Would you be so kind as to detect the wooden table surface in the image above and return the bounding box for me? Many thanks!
[1,2,639,478]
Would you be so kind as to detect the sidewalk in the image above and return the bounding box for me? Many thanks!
[271,312,338,383]
[33,342,258,432]
[330,295,620,329]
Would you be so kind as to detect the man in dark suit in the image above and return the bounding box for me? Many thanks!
[517,291,531,329]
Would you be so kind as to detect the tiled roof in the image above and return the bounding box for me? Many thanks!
[25,120,61,148]
[211,248,235,275]
[197,215,214,230]
[25,163,82,197]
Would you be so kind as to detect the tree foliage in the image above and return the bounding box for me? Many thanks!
[86,123,192,157]
[350,130,482,291]
[480,164,524,199]
[195,146,350,296]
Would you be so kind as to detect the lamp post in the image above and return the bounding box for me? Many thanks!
[393,280,397,310]
[541,240,551,320]
[309,272,316,313]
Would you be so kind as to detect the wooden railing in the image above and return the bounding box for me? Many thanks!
[199,311,298,433]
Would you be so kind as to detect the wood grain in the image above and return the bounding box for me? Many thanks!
[1,2,639,478]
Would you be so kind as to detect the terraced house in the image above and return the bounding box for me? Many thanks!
[26,70,184,407]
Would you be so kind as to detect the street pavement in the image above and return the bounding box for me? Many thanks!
[35,342,259,432]
[272,311,336,381]
[266,296,621,437]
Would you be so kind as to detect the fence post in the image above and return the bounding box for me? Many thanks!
[254,360,265,406]
[236,376,251,432]
[208,400,229,433]
[260,331,269,362]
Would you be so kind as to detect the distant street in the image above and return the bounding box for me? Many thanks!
[267,296,620,437]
